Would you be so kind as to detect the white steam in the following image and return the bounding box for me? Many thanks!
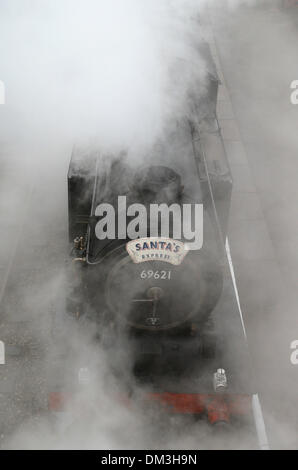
[0,0,210,156]
[0,0,272,450]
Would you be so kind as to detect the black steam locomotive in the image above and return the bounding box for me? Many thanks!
[50,41,255,427]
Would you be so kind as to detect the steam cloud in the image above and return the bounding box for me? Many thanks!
[0,0,293,450]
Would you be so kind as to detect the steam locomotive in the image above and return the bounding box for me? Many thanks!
[50,41,255,430]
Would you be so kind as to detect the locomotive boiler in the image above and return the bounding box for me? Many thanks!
[68,158,227,334]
